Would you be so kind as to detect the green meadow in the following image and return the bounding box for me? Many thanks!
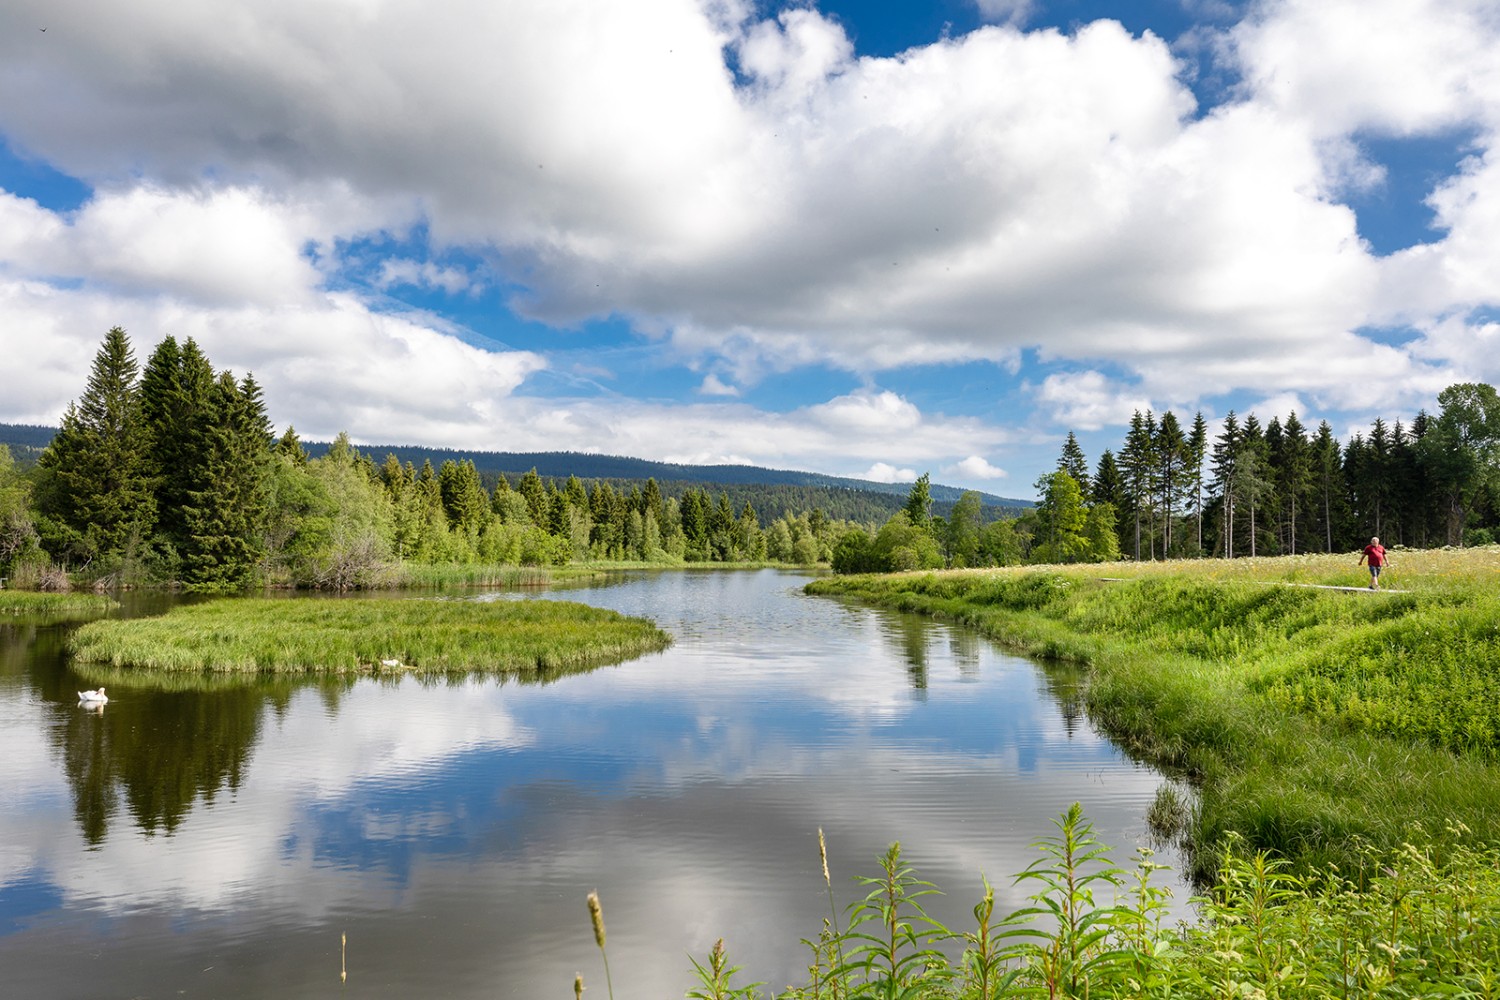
[807,547,1500,882]
[67,596,670,677]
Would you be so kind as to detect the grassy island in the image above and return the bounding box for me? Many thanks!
[807,548,1500,882]
[0,590,117,623]
[67,597,670,677]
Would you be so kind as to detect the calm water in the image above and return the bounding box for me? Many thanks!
[0,570,1189,998]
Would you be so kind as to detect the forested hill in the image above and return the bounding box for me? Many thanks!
[0,424,53,466]
[0,424,1032,523]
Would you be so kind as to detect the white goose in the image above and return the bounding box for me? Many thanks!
[77,686,108,706]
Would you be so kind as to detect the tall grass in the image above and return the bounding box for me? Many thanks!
[641,807,1500,997]
[807,551,1500,880]
[0,590,117,623]
[68,597,671,676]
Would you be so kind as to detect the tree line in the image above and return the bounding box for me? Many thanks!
[0,329,862,589]
[828,387,1500,573]
[6,328,1495,590]
[1051,388,1500,562]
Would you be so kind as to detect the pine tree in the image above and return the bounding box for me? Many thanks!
[139,336,216,558]
[177,372,272,588]
[276,426,309,466]
[904,473,933,529]
[1154,412,1187,558]
[1187,411,1208,555]
[1275,412,1313,555]
[33,327,156,566]
[1120,411,1155,560]
[1311,420,1344,552]
[1210,412,1241,557]
[1057,433,1090,496]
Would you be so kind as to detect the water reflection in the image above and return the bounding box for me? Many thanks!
[55,687,265,843]
[0,570,1188,1000]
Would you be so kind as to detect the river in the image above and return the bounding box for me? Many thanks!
[0,569,1190,998]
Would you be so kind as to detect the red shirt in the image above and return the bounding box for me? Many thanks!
[1362,544,1386,566]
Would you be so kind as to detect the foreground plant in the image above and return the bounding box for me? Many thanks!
[664,805,1500,999]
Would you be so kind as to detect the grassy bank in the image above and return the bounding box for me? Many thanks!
[806,548,1500,881]
[68,597,671,677]
[651,805,1500,999]
[0,590,116,623]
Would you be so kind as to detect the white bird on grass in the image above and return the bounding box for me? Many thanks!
[77,687,108,705]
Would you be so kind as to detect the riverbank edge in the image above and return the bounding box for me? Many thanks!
[805,567,1500,884]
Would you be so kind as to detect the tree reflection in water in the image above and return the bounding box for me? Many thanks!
[56,685,266,843]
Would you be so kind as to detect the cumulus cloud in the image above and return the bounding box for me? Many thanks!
[862,462,918,483]
[376,260,477,296]
[949,455,1008,479]
[697,373,741,397]
[1035,371,1155,431]
[3,0,1500,479]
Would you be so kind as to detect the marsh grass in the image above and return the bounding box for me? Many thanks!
[0,590,116,623]
[808,551,1500,880]
[67,597,670,675]
[380,563,607,589]
[669,806,1500,998]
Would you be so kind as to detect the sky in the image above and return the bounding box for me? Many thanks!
[1,0,1498,499]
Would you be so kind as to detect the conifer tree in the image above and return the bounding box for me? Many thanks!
[903,473,933,529]
[1057,432,1090,495]
[34,327,156,565]
[1186,412,1208,555]
[139,336,216,558]
[176,371,271,588]
[1311,420,1344,552]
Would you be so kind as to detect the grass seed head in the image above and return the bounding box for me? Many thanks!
[587,890,606,949]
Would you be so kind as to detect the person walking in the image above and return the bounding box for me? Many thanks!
[1359,536,1389,590]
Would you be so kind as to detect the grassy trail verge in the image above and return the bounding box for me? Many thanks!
[68,596,671,680]
[807,548,1500,882]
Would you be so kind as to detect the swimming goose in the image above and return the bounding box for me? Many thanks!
[77,687,108,705]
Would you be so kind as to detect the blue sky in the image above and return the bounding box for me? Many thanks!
[1,0,1497,498]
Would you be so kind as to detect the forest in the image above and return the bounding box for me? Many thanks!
[1048,388,1500,564]
[2,327,1497,590]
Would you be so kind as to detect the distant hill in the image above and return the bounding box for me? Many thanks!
[0,424,54,469]
[0,423,1033,521]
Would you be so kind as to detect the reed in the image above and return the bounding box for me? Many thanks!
[67,597,670,676]
[807,550,1500,881]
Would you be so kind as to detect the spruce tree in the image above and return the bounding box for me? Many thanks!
[139,336,216,558]
[34,327,156,565]
[177,372,271,589]
[1057,432,1090,495]
[903,473,933,528]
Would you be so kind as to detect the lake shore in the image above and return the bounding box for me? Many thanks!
[807,547,1500,883]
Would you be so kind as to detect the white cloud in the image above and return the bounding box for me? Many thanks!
[377,260,477,296]
[1035,371,1154,431]
[973,0,1037,28]
[950,455,1008,479]
[697,373,740,397]
[862,462,918,483]
[2,0,1500,473]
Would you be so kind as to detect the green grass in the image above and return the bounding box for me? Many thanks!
[807,552,1500,881]
[68,596,671,677]
[0,590,117,623]
[377,562,605,589]
[675,806,1500,999]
